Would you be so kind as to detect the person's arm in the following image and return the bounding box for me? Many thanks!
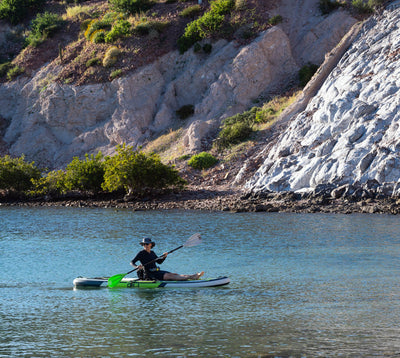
[156,252,168,264]
[130,251,144,269]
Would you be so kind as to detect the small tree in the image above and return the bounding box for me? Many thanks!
[102,144,185,194]
[64,152,105,193]
[0,155,41,192]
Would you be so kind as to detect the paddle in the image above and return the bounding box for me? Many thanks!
[107,233,202,288]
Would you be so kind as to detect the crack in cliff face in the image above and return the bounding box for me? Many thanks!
[246,4,400,195]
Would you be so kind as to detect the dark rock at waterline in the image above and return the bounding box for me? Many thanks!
[2,181,400,214]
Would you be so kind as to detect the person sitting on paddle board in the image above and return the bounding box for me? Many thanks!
[131,237,204,281]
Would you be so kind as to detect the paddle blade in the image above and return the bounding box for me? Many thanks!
[183,233,202,247]
[108,273,126,288]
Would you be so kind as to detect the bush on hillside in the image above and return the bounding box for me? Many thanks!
[216,108,257,149]
[108,0,153,15]
[26,12,64,47]
[180,5,202,18]
[0,155,41,192]
[134,20,169,36]
[102,144,186,194]
[268,15,283,25]
[188,152,218,170]
[105,19,131,42]
[178,0,234,53]
[0,0,45,25]
[210,0,235,15]
[85,18,113,42]
[351,0,376,13]
[86,57,102,67]
[0,62,12,78]
[92,29,107,43]
[6,65,24,81]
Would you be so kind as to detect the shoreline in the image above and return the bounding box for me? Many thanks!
[2,187,400,214]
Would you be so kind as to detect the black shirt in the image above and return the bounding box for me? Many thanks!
[131,249,166,272]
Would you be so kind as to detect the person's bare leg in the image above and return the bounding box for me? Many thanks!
[163,271,204,281]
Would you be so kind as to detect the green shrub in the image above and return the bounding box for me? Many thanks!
[217,108,257,149]
[0,62,12,78]
[0,0,45,25]
[178,0,234,53]
[102,144,186,194]
[299,63,319,87]
[86,57,101,67]
[218,121,253,148]
[80,18,92,32]
[30,169,66,197]
[210,0,234,15]
[64,152,105,193]
[188,152,218,170]
[178,154,191,161]
[180,5,202,18]
[198,11,225,36]
[134,20,169,36]
[268,15,282,25]
[85,18,113,42]
[318,0,340,14]
[92,29,106,43]
[0,155,41,192]
[108,0,153,16]
[110,69,122,79]
[105,19,131,42]
[26,12,64,47]
[351,0,374,13]
[6,65,24,81]
[367,0,385,8]
[176,104,194,120]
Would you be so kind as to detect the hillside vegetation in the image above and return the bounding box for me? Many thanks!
[0,0,385,85]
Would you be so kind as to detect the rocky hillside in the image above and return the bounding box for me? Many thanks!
[246,1,400,199]
[0,0,357,173]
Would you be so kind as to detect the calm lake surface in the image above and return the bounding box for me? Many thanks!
[1,207,400,357]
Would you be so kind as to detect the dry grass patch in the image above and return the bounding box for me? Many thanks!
[144,128,185,161]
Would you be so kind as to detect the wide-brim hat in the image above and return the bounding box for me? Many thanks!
[140,237,155,248]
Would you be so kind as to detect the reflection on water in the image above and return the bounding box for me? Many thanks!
[1,208,400,357]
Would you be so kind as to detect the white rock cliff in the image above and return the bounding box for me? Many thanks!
[247,4,400,194]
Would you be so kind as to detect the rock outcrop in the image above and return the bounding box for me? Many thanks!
[246,3,400,198]
[0,0,356,169]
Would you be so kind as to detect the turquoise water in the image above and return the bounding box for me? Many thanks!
[1,207,400,357]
